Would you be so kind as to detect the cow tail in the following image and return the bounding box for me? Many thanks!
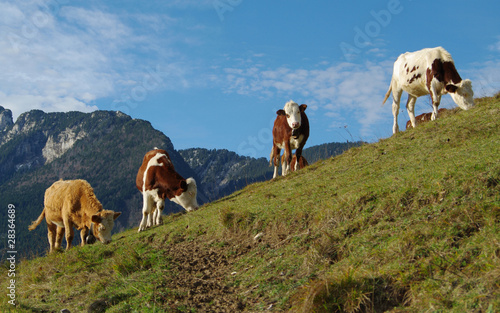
[28,208,46,231]
[382,83,392,106]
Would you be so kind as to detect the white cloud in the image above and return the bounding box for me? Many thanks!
[0,92,98,116]
[0,1,197,120]
[60,7,131,41]
[221,60,394,138]
[488,36,500,53]
[463,38,500,97]
[466,61,500,97]
[0,1,123,118]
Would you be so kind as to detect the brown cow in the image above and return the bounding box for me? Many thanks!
[383,47,473,134]
[136,148,199,232]
[28,179,121,253]
[406,108,448,129]
[270,100,310,178]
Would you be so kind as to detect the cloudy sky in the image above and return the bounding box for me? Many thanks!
[1,0,499,158]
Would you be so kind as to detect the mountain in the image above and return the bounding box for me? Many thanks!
[302,141,364,164]
[179,148,273,201]
[0,107,204,258]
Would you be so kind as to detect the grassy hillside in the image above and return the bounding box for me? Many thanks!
[2,95,499,312]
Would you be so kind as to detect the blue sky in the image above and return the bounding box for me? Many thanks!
[1,0,499,158]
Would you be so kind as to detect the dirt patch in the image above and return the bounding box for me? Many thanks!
[150,235,253,312]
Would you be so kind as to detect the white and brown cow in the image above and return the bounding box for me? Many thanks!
[136,148,199,232]
[270,100,310,178]
[383,47,474,134]
[28,179,121,253]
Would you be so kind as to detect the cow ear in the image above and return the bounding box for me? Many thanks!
[445,84,458,93]
[113,212,122,220]
[300,104,307,112]
[276,109,286,116]
[180,180,188,191]
[91,215,102,224]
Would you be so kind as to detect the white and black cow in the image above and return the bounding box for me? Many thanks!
[136,148,199,232]
[383,47,474,134]
[270,100,310,178]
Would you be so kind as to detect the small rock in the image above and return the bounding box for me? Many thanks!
[253,232,264,241]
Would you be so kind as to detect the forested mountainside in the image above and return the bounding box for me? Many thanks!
[179,148,273,201]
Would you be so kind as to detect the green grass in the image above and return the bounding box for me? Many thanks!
[2,94,499,312]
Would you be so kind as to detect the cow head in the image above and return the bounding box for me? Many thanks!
[446,79,474,110]
[278,101,307,131]
[171,177,199,212]
[90,210,121,244]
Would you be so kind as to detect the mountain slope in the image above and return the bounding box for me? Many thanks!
[2,95,500,312]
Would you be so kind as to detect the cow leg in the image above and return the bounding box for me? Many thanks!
[406,95,417,128]
[272,145,281,179]
[295,146,304,172]
[154,199,164,226]
[152,206,159,226]
[64,222,74,251]
[47,223,57,253]
[80,228,89,247]
[391,87,403,134]
[138,192,153,232]
[282,157,288,176]
[431,95,441,120]
[283,142,292,176]
[146,209,154,228]
[55,226,65,251]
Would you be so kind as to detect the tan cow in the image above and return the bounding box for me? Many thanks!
[28,179,121,253]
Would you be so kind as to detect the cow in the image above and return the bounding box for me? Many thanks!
[28,179,121,253]
[406,108,448,129]
[270,100,310,178]
[281,154,309,172]
[383,47,474,134]
[136,148,199,232]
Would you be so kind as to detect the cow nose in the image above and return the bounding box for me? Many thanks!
[103,239,111,245]
[292,122,299,128]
